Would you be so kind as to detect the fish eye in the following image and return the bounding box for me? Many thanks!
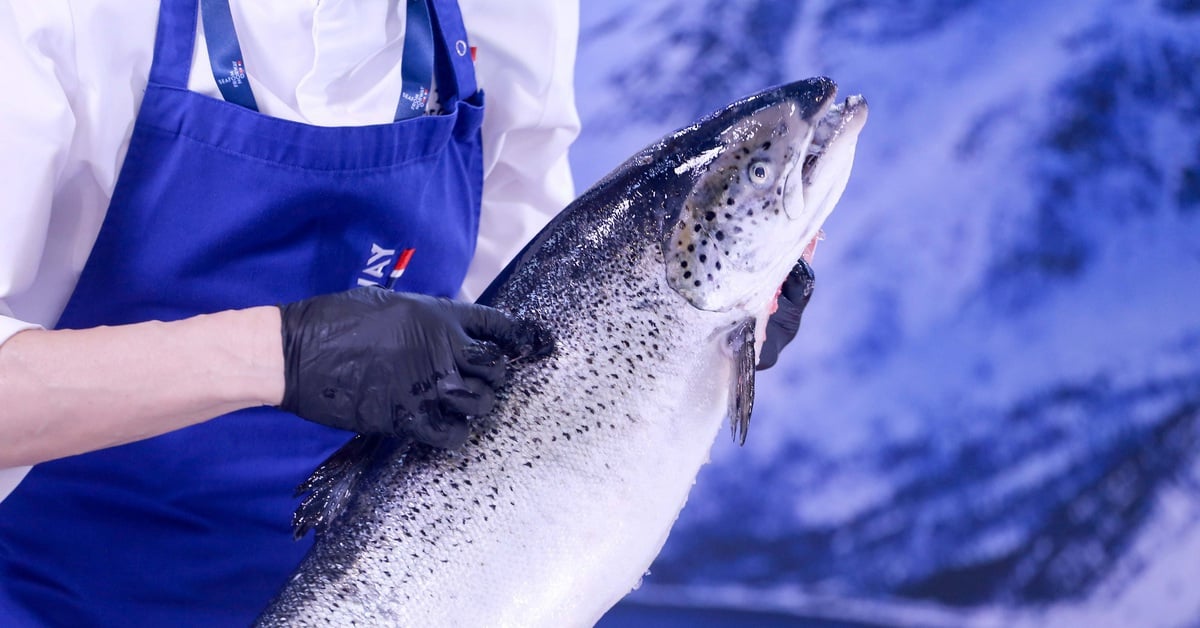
[747,160,772,188]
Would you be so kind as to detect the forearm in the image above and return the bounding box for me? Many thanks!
[0,306,284,467]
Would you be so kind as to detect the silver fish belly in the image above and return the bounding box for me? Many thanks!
[258,77,867,627]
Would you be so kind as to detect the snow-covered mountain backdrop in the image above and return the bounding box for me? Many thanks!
[573,1,1200,626]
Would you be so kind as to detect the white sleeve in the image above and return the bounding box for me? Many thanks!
[0,467,31,503]
[0,0,74,345]
[458,0,581,301]
[0,0,77,501]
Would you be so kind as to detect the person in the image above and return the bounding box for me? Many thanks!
[0,0,812,624]
[0,0,577,624]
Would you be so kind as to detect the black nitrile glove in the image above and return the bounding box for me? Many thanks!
[757,258,815,370]
[278,288,551,449]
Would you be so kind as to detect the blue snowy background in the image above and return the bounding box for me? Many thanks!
[575,1,1200,626]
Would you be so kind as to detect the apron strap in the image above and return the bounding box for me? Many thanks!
[148,0,201,89]
[200,0,259,111]
[428,0,478,103]
[394,0,435,120]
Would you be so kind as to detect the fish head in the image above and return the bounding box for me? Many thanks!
[659,77,868,314]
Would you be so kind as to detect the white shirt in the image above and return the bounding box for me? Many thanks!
[0,0,580,499]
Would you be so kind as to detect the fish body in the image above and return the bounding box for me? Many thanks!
[257,77,867,627]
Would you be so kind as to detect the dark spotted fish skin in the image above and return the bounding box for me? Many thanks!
[257,78,866,627]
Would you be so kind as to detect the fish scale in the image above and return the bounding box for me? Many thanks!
[257,77,867,627]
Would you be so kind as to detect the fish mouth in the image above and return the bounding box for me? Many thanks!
[792,96,866,259]
[786,92,869,223]
[771,90,865,317]
[801,95,869,183]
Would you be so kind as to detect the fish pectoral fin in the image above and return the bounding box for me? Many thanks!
[292,434,408,540]
[726,318,756,446]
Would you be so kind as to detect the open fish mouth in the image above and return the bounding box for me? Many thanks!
[802,95,869,183]
[788,93,869,223]
[774,94,867,305]
[765,94,866,321]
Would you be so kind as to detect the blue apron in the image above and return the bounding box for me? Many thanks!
[0,0,483,624]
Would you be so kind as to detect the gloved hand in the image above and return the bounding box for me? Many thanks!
[278,287,551,449]
[757,258,815,370]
